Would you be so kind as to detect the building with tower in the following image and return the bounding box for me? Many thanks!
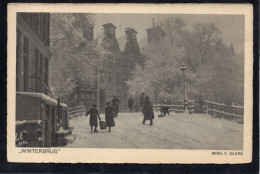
[67,22,145,112]
[146,24,166,45]
[121,27,144,109]
[98,23,123,112]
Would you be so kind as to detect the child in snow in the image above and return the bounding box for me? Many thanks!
[105,102,115,132]
[85,104,101,133]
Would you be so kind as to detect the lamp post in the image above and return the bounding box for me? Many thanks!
[181,63,188,114]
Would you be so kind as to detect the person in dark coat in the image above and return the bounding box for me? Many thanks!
[128,97,134,112]
[142,96,154,126]
[105,102,115,132]
[112,95,120,117]
[140,93,146,115]
[85,104,101,133]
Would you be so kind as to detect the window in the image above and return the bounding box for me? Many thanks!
[35,14,39,33]
[107,89,113,102]
[44,58,49,94]
[93,80,97,89]
[100,71,105,82]
[116,73,121,84]
[117,90,121,101]
[16,30,21,91]
[86,93,91,100]
[115,58,121,67]
[40,53,43,93]
[80,93,85,100]
[91,93,96,101]
[45,14,50,46]
[107,57,113,67]
[108,72,113,83]
[23,36,29,92]
[35,49,39,92]
[43,14,46,42]
[123,58,128,68]
[129,59,135,69]
[90,80,97,89]
[40,14,44,38]
[123,73,129,81]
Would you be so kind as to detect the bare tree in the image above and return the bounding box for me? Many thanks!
[163,16,185,47]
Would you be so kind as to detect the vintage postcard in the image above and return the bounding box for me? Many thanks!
[7,3,253,163]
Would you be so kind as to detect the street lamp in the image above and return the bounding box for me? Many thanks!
[181,63,188,114]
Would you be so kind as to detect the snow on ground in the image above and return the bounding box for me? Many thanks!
[66,112,243,150]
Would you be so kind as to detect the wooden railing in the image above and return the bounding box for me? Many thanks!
[154,101,207,114]
[205,100,244,123]
[68,105,86,118]
[153,100,243,123]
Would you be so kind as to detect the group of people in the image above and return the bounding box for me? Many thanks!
[85,96,120,133]
[85,93,157,133]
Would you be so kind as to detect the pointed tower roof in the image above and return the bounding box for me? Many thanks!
[125,27,138,35]
[103,23,117,29]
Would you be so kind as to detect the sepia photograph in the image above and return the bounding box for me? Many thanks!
[7,3,253,163]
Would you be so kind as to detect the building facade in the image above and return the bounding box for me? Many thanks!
[98,23,123,112]
[16,13,69,147]
[67,22,145,112]
[16,13,51,94]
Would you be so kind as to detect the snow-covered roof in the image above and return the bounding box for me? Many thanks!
[16,120,41,125]
[17,92,68,107]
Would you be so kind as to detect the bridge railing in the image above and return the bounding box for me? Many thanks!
[68,105,86,118]
[154,101,207,114]
[205,100,244,123]
[154,100,243,123]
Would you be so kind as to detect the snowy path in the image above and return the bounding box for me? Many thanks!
[66,112,243,150]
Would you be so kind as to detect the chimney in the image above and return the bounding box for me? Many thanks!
[102,23,117,40]
[102,23,120,52]
[124,27,141,55]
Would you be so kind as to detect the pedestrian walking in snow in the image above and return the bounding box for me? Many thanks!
[140,93,146,115]
[142,96,154,126]
[128,97,134,112]
[105,102,115,132]
[85,104,101,133]
[112,95,120,117]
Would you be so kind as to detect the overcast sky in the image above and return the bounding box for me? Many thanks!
[93,14,244,54]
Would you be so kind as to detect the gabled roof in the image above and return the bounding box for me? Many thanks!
[146,26,165,35]
[125,27,138,35]
[103,23,117,29]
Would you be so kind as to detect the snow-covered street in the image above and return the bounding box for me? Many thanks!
[66,112,243,150]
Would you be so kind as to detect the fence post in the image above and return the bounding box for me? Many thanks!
[206,101,208,115]
[221,103,224,118]
[231,103,234,122]
[213,104,215,117]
